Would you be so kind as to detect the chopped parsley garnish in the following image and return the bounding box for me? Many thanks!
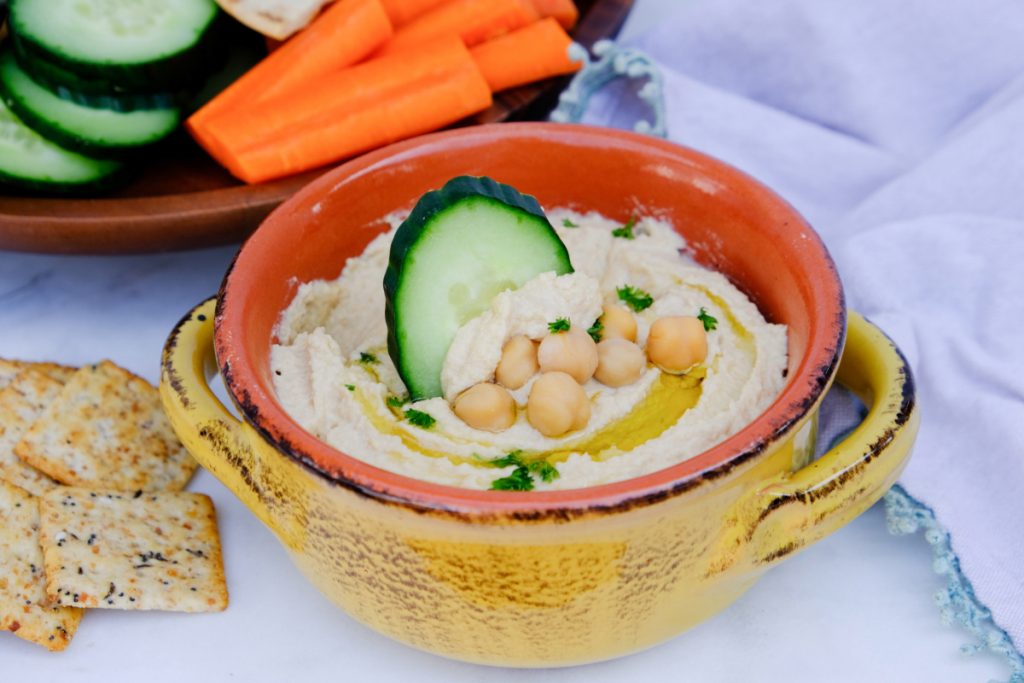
[562,218,579,228]
[358,352,378,365]
[586,317,604,343]
[529,460,560,484]
[404,409,435,429]
[386,395,409,408]
[488,450,525,468]
[490,467,534,491]
[548,317,571,333]
[611,216,637,240]
[345,384,355,392]
[617,285,653,312]
[487,451,559,491]
[697,307,718,331]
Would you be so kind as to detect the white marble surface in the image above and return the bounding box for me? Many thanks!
[0,2,1013,681]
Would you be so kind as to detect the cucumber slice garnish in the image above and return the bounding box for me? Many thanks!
[384,176,573,400]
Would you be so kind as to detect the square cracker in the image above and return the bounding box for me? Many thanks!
[0,369,62,496]
[0,481,83,651]
[39,487,228,612]
[0,359,76,389]
[15,360,197,492]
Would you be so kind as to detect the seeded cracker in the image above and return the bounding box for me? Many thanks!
[15,360,197,492]
[0,359,76,389]
[39,488,228,612]
[0,481,83,651]
[0,369,62,495]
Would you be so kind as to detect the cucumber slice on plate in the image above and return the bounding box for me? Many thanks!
[0,98,123,193]
[0,50,180,156]
[9,0,220,90]
[11,47,183,111]
[384,176,574,400]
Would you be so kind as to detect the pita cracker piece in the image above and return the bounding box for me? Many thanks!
[39,488,228,613]
[216,0,330,40]
[0,370,62,496]
[15,361,198,492]
[0,481,83,652]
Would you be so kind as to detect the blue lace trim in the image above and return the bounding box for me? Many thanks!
[548,41,667,138]
[885,485,1024,683]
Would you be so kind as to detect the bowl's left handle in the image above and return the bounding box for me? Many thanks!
[160,297,280,533]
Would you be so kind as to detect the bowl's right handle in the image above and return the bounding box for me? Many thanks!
[747,312,920,566]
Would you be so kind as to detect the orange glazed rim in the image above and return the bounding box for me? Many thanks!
[214,123,846,519]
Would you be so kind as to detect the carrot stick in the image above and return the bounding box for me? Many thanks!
[530,0,578,29]
[470,17,580,92]
[377,0,536,55]
[204,60,493,183]
[379,0,449,26]
[188,0,392,130]
[200,37,472,154]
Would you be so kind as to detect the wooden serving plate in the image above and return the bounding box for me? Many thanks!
[0,0,633,254]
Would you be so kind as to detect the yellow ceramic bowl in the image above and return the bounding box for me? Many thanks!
[160,124,918,667]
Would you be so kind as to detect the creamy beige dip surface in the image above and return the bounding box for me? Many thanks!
[271,211,788,490]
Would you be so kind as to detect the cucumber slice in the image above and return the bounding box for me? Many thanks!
[0,98,123,193]
[0,50,179,156]
[384,176,573,400]
[9,0,220,90]
[12,48,182,111]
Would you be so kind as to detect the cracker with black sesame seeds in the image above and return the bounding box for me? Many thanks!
[0,369,63,496]
[0,359,77,389]
[0,481,83,651]
[14,360,198,492]
[39,487,228,612]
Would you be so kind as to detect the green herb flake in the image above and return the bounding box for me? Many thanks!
[697,307,718,331]
[386,395,409,408]
[345,384,356,392]
[586,317,604,343]
[488,450,526,468]
[617,285,654,312]
[562,218,579,228]
[404,409,436,429]
[528,460,560,483]
[358,352,378,365]
[548,317,571,333]
[611,216,637,239]
[490,467,534,491]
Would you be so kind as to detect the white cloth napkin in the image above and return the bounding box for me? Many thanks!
[582,0,1024,657]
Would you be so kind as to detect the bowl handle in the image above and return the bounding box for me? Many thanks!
[746,312,920,566]
[160,297,283,535]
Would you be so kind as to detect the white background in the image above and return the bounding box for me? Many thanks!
[0,1,1012,680]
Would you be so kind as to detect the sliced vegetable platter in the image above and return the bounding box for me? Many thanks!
[0,0,633,254]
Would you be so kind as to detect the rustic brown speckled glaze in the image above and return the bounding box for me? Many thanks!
[161,123,918,666]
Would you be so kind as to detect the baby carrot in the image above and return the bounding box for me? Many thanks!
[470,17,581,92]
[207,58,493,183]
[376,0,536,55]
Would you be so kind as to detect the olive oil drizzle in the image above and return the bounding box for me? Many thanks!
[354,295,754,471]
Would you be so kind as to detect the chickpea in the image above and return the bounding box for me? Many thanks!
[537,327,599,384]
[452,383,516,432]
[600,304,637,342]
[646,316,708,374]
[527,371,591,437]
[495,335,538,390]
[594,339,646,387]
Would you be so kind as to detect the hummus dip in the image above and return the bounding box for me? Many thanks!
[271,211,788,490]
